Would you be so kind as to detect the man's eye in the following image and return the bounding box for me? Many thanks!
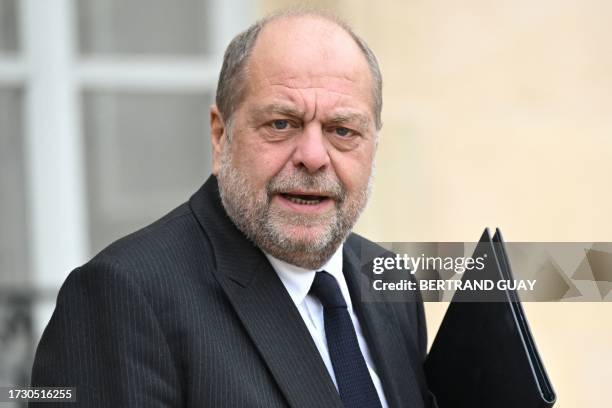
[335,127,352,137]
[271,120,290,130]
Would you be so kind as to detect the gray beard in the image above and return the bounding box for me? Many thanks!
[217,142,372,270]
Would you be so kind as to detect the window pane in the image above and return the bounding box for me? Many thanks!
[77,0,212,55]
[82,91,212,255]
[0,88,29,286]
[0,0,19,52]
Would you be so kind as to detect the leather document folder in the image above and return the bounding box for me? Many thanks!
[424,228,556,408]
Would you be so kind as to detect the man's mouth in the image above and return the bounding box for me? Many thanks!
[280,193,330,205]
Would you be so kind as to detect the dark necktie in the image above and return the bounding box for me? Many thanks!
[310,271,383,408]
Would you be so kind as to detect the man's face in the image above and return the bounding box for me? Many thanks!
[211,17,378,269]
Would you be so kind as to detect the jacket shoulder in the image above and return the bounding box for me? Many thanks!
[80,201,216,296]
[93,202,204,264]
[345,232,390,260]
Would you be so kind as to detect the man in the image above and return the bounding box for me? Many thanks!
[31,11,436,408]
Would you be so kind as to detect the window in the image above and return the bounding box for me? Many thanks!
[0,0,252,391]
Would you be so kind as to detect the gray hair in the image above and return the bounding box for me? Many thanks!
[215,9,383,131]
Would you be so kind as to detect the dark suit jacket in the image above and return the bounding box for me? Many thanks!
[31,176,436,407]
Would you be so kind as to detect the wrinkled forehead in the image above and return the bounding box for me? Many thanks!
[245,16,374,100]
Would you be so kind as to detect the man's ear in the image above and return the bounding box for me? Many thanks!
[210,105,227,176]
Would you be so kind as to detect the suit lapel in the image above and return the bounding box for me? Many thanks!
[343,243,426,408]
[190,177,343,408]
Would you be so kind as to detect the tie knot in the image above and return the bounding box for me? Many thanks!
[310,271,347,309]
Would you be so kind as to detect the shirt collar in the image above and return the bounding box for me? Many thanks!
[264,244,344,306]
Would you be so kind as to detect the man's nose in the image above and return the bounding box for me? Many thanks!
[291,123,330,173]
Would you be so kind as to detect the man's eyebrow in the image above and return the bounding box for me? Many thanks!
[327,112,372,130]
[250,103,304,118]
[250,104,372,129]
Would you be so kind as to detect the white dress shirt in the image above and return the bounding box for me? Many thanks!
[265,246,389,408]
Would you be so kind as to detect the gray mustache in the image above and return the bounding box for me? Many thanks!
[267,173,346,201]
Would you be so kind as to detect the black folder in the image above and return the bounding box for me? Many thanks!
[424,228,556,408]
